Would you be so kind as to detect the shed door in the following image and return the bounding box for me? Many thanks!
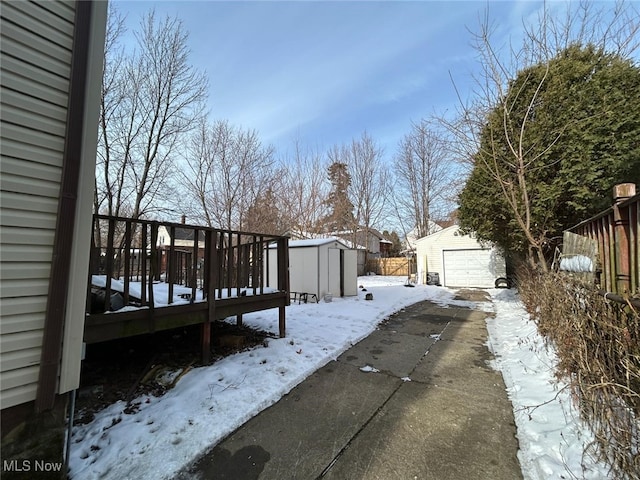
[342,250,358,296]
[443,249,494,288]
[328,248,341,296]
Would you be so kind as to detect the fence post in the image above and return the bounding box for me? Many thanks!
[613,183,635,293]
[631,200,639,294]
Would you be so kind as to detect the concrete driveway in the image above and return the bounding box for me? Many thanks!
[176,290,522,480]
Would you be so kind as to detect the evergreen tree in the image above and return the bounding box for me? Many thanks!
[382,230,403,256]
[458,44,640,266]
[323,162,355,232]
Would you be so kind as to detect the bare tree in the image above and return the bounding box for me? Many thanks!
[95,9,208,220]
[277,140,329,237]
[326,132,387,261]
[95,6,127,220]
[393,119,455,240]
[524,0,640,63]
[244,187,288,235]
[346,132,388,245]
[443,0,640,269]
[179,120,275,231]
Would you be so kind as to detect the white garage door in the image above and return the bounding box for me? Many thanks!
[443,249,494,288]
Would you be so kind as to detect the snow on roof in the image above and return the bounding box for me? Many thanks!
[268,237,350,249]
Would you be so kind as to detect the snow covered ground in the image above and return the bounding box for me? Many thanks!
[69,276,610,480]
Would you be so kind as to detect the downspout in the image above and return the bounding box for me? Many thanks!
[36,0,95,412]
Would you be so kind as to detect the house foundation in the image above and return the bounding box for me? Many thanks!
[1,395,68,480]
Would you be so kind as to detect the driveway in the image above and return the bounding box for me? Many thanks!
[176,291,522,480]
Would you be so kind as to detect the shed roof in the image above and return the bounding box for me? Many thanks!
[268,237,350,249]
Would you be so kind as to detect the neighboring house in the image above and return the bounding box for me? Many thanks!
[354,227,384,256]
[330,228,387,275]
[379,238,393,256]
[415,226,506,288]
[266,238,358,301]
[157,225,206,250]
[157,223,206,274]
[1,0,108,469]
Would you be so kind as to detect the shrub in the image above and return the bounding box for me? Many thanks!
[518,269,640,479]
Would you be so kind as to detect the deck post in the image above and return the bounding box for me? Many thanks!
[278,306,285,338]
[201,320,211,364]
[149,222,158,332]
[123,221,131,305]
[276,237,289,337]
[203,230,218,364]
[168,225,176,303]
[104,217,115,311]
[191,228,199,300]
[140,225,147,304]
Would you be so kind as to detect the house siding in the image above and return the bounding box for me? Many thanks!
[415,226,506,286]
[0,0,75,409]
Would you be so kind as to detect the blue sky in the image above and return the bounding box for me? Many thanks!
[113,1,543,159]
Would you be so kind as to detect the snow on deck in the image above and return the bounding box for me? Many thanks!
[91,275,278,309]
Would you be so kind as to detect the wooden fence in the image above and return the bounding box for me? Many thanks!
[367,257,416,277]
[564,183,639,295]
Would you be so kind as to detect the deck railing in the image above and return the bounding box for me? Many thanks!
[86,214,290,347]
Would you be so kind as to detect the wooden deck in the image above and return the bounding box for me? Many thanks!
[86,215,290,359]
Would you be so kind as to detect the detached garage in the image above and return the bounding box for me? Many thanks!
[415,226,506,288]
[267,238,358,301]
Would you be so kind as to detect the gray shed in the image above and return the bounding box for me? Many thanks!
[267,238,358,301]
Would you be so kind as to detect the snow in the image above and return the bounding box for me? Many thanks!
[559,255,594,272]
[280,237,347,248]
[487,288,609,479]
[91,275,277,309]
[69,276,610,480]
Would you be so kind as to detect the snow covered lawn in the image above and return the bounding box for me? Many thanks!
[69,276,609,479]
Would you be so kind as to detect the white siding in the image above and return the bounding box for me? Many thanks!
[156,225,205,249]
[0,0,99,409]
[415,226,506,288]
[0,0,76,409]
